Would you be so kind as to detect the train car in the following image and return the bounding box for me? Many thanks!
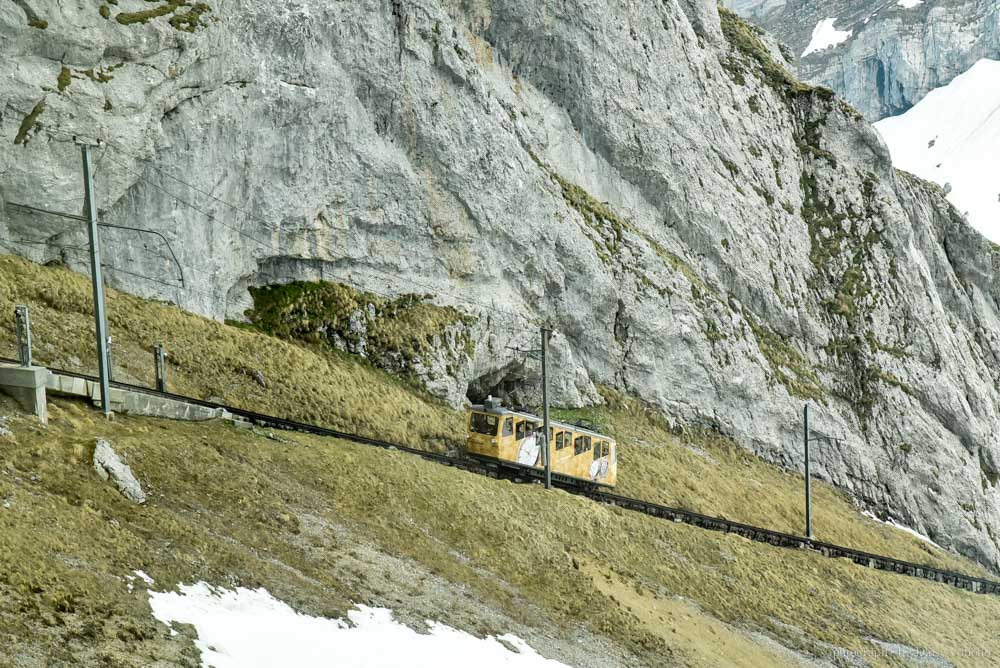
[465,398,617,487]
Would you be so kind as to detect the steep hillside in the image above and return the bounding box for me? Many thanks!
[1,256,999,667]
[723,0,1000,120]
[3,1,1000,572]
[0,254,985,576]
[1,364,998,665]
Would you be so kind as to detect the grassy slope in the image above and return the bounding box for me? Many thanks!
[555,392,989,578]
[0,255,996,665]
[1,399,998,668]
[0,256,462,451]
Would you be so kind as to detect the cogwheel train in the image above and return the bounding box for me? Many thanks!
[465,398,618,487]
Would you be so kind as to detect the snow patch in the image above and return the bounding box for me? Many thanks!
[875,59,1000,242]
[802,18,853,57]
[862,511,943,550]
[148,583,570,667]
[134,570,156,586]
[897,0,923,8]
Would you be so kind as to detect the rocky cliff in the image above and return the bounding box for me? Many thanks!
[2,0,1000,570]
[724,0,1000,120]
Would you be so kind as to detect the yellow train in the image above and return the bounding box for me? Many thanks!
[465,399,618,487]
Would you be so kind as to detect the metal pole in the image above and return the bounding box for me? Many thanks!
[14,305,31,367]
[154,344,167,392]
[541,327,552,490]
[804,403,812,539]
[82,143,112,417]
[106,334,114,382]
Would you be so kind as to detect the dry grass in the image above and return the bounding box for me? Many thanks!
[0,256,997,665]
[556,388,989,578]
[0,401,997,667]
[0,255,987,577]
[0,255,464,451]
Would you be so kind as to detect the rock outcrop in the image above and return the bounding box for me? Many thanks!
[3,1,1000,569]
[724,0,1000,120]
[94,438,146,504]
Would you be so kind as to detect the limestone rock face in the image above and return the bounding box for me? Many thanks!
[3,1,1000,569]
[93,438,146,504]
[723,0,1000,120]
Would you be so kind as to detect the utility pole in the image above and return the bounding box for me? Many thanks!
[153,344,167,392]
[81,142,112,417]
[540,326,552,490]
[803,403,812,539]
[14,305,31,367]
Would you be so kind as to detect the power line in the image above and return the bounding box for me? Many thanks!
[5,200,186,286]
[0,238,90,253]
[101,144,542,329]
[103,138,282,233]
[0,236,534,339]
[49,135,536,325]
[37,130,545,334]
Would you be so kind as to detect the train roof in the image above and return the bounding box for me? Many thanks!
[467,404,614,441]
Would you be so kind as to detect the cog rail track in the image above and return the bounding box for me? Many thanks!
[10,357,1000,596]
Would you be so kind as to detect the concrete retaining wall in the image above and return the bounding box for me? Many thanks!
[45,371,248,424]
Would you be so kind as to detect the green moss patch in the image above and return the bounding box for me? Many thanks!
[169,2,211,32]
[56,66,72,92]
[865,331,909,359]
[81,64,123,84]
[13,100,45,146]
[744,312,825,401]
[0,256,464,451]
[718,8,813,98]
[245,280,475,387]
[116,0,211,31]
[116,0,182,25]
[545,166,627,265]
[531,152,707,298]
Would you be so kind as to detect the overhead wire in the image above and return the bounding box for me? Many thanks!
[4,195,186,286]
[45,134,528,321]
[31,130,545,336]
[1,238,91,253]
[99,142,543,332]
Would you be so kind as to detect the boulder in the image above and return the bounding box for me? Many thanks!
[93,439,146,504]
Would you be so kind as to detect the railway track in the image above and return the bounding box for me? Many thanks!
[6,356,1000,596]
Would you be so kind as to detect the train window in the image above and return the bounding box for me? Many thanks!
[469,413,498,435]
[502,417,513,437]
[515,420,526,441]
[594,440,604,460]
[555,431,567,450]
[601,441,611,457]
[574,435,591,455]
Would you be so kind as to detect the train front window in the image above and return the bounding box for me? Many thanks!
[515,420,526,440]
[502,417,513,437]
[470,412,498,436]
[594,440,605,460]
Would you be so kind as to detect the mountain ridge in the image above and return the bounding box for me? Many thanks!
[724,0,1000,120]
